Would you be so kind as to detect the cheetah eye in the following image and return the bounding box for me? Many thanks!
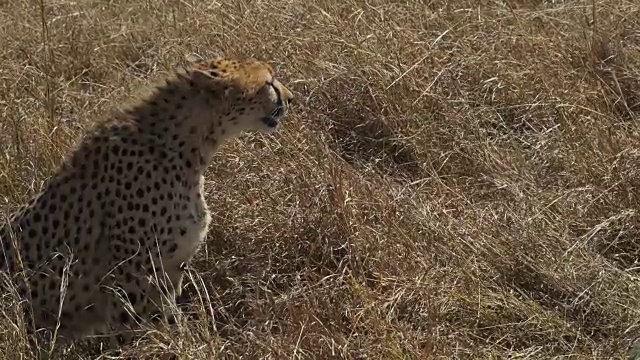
[208,70,219,77]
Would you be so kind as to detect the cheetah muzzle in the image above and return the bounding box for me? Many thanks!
[260,81,290,129]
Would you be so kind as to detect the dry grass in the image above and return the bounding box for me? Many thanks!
[1,0,640,358]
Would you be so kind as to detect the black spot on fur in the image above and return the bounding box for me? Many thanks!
[119,311,130,324]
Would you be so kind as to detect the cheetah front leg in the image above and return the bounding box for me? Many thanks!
[100,263,181,356]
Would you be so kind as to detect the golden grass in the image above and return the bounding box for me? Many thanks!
[1,0,640,358]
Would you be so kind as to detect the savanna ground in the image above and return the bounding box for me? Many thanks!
[1,0,640,359]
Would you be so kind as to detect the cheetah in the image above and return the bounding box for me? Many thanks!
[0,57,294,351]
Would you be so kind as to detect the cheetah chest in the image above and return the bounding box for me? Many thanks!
[164,185,211,266]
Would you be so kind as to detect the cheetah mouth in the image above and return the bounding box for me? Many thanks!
[260,106,286,128]
[261,115,279,128]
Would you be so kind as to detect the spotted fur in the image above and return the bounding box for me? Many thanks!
[0,57,294,348]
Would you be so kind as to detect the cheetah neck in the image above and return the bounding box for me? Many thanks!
[124,77,237,180]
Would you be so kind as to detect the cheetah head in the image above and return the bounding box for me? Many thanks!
[188,57,294,135]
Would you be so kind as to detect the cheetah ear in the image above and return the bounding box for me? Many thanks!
[190,69,221,87]
[184,53,205,65]
[174,54,204,76]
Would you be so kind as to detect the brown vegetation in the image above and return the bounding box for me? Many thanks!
[1,0,640,358]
